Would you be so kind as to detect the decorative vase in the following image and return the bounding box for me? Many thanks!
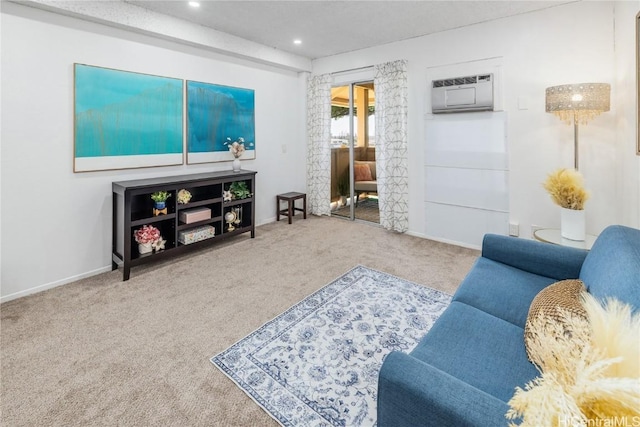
[232,157,241,173]
[560,207,585,241]
[154,201,166,210]
[138,242,153,254]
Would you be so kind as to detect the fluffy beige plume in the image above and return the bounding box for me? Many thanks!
[543,168,589,210]
[507,296,640,427]
[582,292,640,378]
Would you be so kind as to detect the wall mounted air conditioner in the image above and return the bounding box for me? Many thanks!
[431,74,493,113]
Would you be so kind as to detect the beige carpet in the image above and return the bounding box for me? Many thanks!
[1,216,479,427]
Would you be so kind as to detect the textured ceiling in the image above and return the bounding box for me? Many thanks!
[125,1,576,59]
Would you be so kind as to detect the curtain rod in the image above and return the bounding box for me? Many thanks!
[330,65,374,75]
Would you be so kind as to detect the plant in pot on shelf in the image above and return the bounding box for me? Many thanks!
[151,191,171,215]
[134,224,162,255]
[228,181,252,200]
[543,168,590,241]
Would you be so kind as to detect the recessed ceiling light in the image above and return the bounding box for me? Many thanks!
[293,39,302,45]
[189,1,200,7]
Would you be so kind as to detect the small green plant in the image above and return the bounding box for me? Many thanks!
[229,181,251,200]
[150,191,171,202]
[337,170,350,196]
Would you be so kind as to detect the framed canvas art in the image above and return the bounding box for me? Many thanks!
[74,64,184,172]
[186,80,255,164]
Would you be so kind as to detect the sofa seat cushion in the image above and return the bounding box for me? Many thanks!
[353,181,377,193]
[410,301,539,403]
[453,258,558,328]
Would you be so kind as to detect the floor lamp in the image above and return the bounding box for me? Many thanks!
[545,83,610,170]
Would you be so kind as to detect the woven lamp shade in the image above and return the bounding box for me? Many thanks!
[545,83,610,125]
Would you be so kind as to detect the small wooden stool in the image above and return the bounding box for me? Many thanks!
[276,192,307,224]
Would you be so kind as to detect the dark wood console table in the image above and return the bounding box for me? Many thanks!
[112,170,256,281]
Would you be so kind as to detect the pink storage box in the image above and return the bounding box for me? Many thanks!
[179,207,211,224]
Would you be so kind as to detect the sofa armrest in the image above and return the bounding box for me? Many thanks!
[481,234,588,280]
[378,351,510,427]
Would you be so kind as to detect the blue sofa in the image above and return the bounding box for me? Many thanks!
[378,225,640,426]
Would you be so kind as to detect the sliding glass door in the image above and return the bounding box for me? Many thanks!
[330,81,378,223]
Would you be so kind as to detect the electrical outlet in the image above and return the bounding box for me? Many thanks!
[509,222,519,237]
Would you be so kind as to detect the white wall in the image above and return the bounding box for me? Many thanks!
[614,1,640,227]
[312,1,639,244]
[0,3,307,301]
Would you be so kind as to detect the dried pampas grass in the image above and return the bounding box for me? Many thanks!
[583,294,640,379]
[507,293,640,427]
[543,168,590,210]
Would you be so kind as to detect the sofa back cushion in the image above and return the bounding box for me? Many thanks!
[354,160,376,180]
[354,163,373,181]
[579,225,640,312]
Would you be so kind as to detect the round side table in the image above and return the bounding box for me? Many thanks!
[533,228,597,250]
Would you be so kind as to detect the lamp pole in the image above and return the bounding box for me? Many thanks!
[573,115,579,171]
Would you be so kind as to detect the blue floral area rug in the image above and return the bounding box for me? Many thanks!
[211,265,451,427]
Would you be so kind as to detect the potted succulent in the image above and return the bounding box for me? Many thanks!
[151,191,171,210]
[229,181,251,200]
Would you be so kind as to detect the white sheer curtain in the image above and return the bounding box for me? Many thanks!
[306,74,332,216]
[374,60,409,232]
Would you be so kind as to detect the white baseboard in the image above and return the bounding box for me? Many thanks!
[258,217,277,226]
[405,230,428,239]
[406,230,481,251]
[0,265,112,303]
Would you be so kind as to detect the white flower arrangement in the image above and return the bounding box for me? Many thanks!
[177,189,192,204]
[225,137,246,159]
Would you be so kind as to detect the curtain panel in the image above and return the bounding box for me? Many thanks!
[374,60,409,232]
[306,74,332,216]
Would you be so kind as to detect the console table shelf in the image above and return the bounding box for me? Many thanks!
[112,170,256,281]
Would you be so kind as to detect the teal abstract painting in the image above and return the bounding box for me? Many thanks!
[186,80,255,164]
[74,64,183,172]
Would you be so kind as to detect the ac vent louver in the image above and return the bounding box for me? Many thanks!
[433,75,483,88]
[431,73,494,113]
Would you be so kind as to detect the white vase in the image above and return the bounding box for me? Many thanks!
[232,158,241,172]
[560,207,585,241]
[138,242,153,254]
